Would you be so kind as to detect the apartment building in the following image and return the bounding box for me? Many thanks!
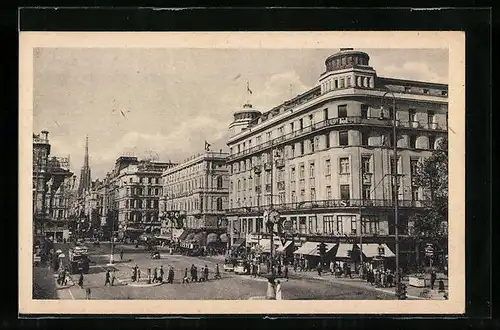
[225,48,448,266]
[161,151,229,245]
[95,156,176,239]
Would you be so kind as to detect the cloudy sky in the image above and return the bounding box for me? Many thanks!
[33,48,448,180]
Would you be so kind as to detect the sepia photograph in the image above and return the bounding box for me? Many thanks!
[20,31,465,314]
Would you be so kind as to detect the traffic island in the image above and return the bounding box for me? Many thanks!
[120,278,163,287]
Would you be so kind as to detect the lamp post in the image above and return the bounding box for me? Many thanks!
[107,209,115,266]
[380,90,401,298]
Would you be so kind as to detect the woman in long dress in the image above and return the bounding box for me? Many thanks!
[275,280,282,300]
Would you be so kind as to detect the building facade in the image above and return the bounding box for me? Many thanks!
[161,151,229,244]
[95,156,176,239]
[225,48,448,267]
[33,131,74,242]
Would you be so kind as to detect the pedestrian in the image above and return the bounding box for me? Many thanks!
[317,262,322,276]
[111,270,116,286]
[153,267,158,283]
[105,270,111,286]
[193,266,198,282]
[120,250,124,261]
[85,287,91,299]
[277,263,282,276]
[304,258,309,271]
[78,272,84,288]
[284,264,289,280]
[330,260,335,275]
[183,268,189,284]
[63,269,69,286]
[204,265,209,281]
[147,268,152,284]
[215,264,221,279]
[293,260,297,272]
[168,267,174,284]
[430,269,437,290]
[275,280,282,300]
[266,279,276,300]
[159,265,164,283]
[137,267,141,280]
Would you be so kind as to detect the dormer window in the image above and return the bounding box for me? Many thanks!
[404,86,411,93]
[423,88,430,94]
[441,90,448,96]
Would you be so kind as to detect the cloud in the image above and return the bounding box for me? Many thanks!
[378,62,447,84]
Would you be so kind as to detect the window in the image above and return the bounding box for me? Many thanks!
[300,189,305,202]
[279,191,285,204]
[361,131,369,146]
[362,185,371,200]
[340,185,350,200]
[361,104,368,119]
[404,86,411,93]
[441,90,447,96]
[410,159,419,178]
[325,133,330,148]
[350,216,357,234]
[326,186,332,199]
[323,108,329,121]
[423,88,429,94]
[409,108,416,122]
[427,111,435,124]
[409,135,417,148]
[347,77,352,87]
[308,216,317,233]
[428,135,436,149]
[338,105,347,118]
[361,156,371,173]
[334,79,339,89]
[290,122,294,132]
[412,187,419,201]
[291,191,297,203]
[310,138,315,153]
[216,197,223,211]
[336,216,344,234]
[309,114,314,125]
[256,135,262,144]
[339,157,350,174]
[290,144,295,158]
[300,141,305,155]
[325,159,331,176]
[266,132,271,141]
[237,180,241,191]
[278,126,284,136]
[323,215,335,234]
[362,216,379,234]
[339,131,349,146]
[299,164,305,179]
[309,162,315,178]
[299,118,304,130]
[340,78,345,88]
[290,167,296,182]
[310,188,316,201]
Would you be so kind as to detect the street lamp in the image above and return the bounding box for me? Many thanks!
[379,90,402,298]
[107,210,116,266]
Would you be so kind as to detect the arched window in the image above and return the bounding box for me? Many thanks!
[217,176,223,189]
[217,197,223,211]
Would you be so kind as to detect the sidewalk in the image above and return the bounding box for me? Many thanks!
[290,270,448,300]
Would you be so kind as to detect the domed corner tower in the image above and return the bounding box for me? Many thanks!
[228,103,262,137]
[318,48,378,94]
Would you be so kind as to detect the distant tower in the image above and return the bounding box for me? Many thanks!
[78,135,92,195]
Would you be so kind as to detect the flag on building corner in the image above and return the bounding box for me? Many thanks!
[205,141,211,151]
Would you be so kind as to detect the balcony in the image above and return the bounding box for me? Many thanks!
[225,198,426,215]
[253,165,262,173]
[226,116,448,162]
[265,183,272,192]
[255,185,262,194]
[275,158,285,168]
[264,162,272,171]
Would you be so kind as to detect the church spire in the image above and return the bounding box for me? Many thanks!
[78,135,92,196]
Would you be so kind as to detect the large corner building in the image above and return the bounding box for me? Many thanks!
[225,48,448,268]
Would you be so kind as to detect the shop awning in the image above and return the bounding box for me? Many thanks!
[293,241,317,255]
[232,238,245,248]
[333,243,354,259]
[156,235,171,240]
[308,242,336,257]
[276,240,293,253]
[359,243,396,258]
[177,229,189,241]
[257,239,283,253]
[207,233,218,244]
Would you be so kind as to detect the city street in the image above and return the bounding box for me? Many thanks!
[45,243,399,300]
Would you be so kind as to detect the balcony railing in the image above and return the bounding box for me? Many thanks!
[255,185,262,194]
[265,183,272,192]
[264,162,272,171]
[225,198,426,215]
[227,116,447,161]
[362,173,373,185]
[253,165,262,173]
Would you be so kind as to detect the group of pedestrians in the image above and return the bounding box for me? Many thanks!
[130,264,175,284]
[365,268,395,288]
[182,264,219,283]
[266,279,283,300]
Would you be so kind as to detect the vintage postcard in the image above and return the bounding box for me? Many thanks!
[19,31,465,314]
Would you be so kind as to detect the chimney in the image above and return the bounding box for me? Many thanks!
[41,130,49,140]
